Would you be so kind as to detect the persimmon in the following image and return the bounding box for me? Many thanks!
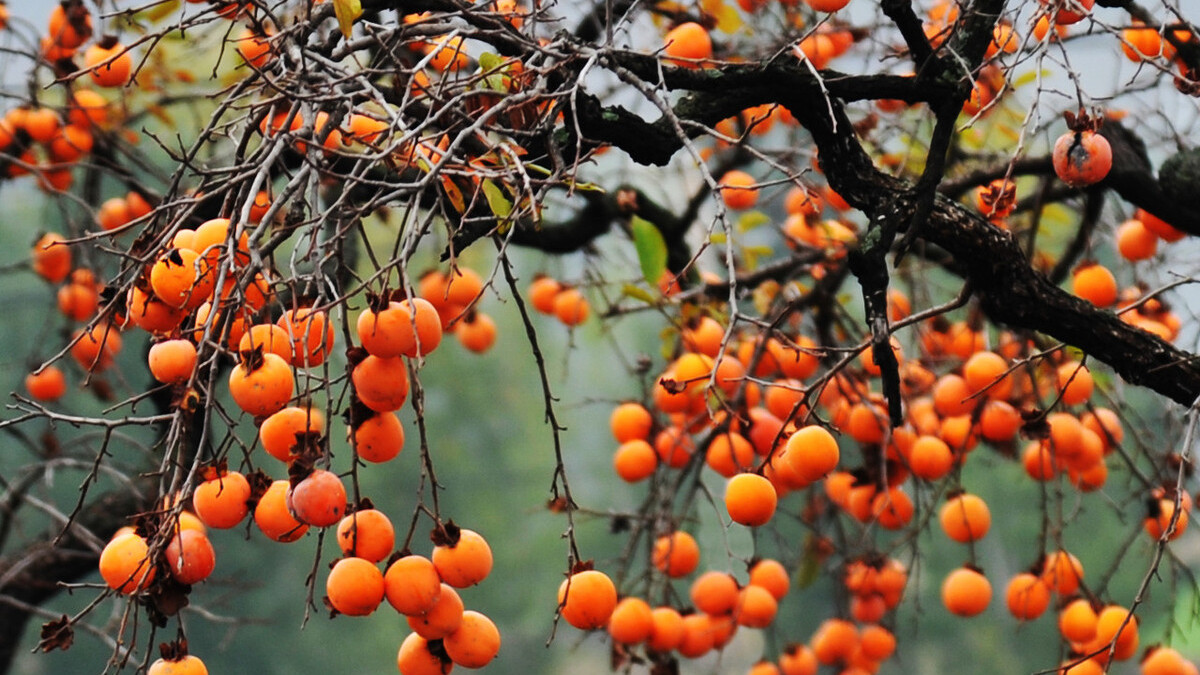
[384,554,442,616]
[24,108,60,143]
[25,365,67,401]
[147,339,197,385]
[396,633,452,675]
[783,425,840,483]
[84,40,133,88]
[191,217,250,268]
[706,432,755,477]
[1113,219,1152,264]
[254,479,309,542]
[1059,597,1098,643]
[352,355,409,412]
[1090,604,1139,661]
[455,311,496,353]
[676,613,717,658]
[941,566,991,617]
[719,170,759,210]
[613,439,657,482]
[558,569,618,630]
[442,610,501,668]
[735,584,778,628]
[71,324,123,372]
[724,472,777,527]
[1043,0,1094,25]
[192,470,251,529]
[1053,128,1111,187]
[326,557,385,616]
[963,351,1012,400]
[1055,361,1094,406]
[32,233,72,283]
[1144,497,1189,541]
[553,287,589,326]
[48,4,92,50]
[432,527,493,588]
[528,275,562,314]
[608,596,654,644]
[1141,646,1192,675]
[236,27,272,68]
[779,644,819,675]
[259,406,324,462]
[164,529,216,585]
[1041,549,1084,595]
[99,532,155,594]
[979,400,1022,442]
[1004,572,1051,620]
[352,411,405,463]
[229,351,293,416]
[647,606,686,652]
[805,0,851,11]
[1137,208,1185,242]
[663,22,712,66]
[748,558,789,601]
[407,583,464,639]
[68,89,109,128]
[651,531,700,577]
[150,248,214,310]
[49,124,94,162]
[238,323,294,364]
[1072,263,1117,307]
[811,618,859,664]
[871,487,914,529]
[147,655,208,675]
[939,492,992,543]
[288,468,347,527]
[275,307,334,367]
[335,509,395,562]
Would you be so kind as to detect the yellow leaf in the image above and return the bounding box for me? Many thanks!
[334,0,363,39]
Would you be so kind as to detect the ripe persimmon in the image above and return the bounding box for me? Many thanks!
[229,351,293,416]
[71,324,123,372]
[941,566,991,617]
[396,633,452,675]
[32,233,72,283]
[385,555,443,616]
[164,529,216,585]
[735,584,778,628]
[442,610,501,668]
[663,22,712,66]
[432,527,493,587]
[652,531,700,577]
[456,311,497,353]
[336,509,395,562]
[352,411,405,463]
[352,355,410,412]
[238,323,294,364]
[277,307,335,367]
[326,557,385,616]
[647,606,686,652]
[608,596,654,644]
[553,287,589,326]
[25,365,67,401]
[719,170,759,210]
[147,339,197,385]
[1053,128,1111,187]
[254,479,308,542]
[725,472,778,526]
[939,492,992,543]
[528,275,562,314]
[192,470,251,529]
[613,439,657,482]
[559,569,618,630]
[1041,549,1084,595]
[147,655,208,675]
[288,468,347,527]
[1005,572,1051,620]
[783,425,840,483]
[407,583,464,639]
[84,40,133,88]
[260,406,324,462]
[99,532,155,594]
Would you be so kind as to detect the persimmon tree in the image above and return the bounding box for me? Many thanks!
[2,0,1200,673]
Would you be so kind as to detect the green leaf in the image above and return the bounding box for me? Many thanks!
[736,210,770,232]
[630,216,667,287]
[794,536,823,589]
[334,0,363,39]
[621,284,658,305]
[482,180,514,233]
[144,0,181,22]
[478,52,503,72]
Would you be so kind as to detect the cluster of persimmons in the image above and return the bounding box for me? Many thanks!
[6,0,1200,674]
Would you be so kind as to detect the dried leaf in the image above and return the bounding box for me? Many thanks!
[333,0,363,39]
[38,615,73,653]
